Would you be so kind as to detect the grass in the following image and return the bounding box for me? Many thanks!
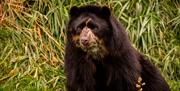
[0,0,180,91]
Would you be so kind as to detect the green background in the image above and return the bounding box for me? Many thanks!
[0,0,179,91]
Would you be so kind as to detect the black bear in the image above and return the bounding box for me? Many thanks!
[64,5,170,91]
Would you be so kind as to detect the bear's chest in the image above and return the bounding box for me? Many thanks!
[93,63,109,91]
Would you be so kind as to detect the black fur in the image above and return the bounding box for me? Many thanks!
[65,5,170,91]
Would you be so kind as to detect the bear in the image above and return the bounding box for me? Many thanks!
[64,5,170,91]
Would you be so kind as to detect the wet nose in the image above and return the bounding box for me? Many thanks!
[80,37,89,46]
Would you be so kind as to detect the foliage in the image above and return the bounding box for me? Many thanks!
[0,0,179,91]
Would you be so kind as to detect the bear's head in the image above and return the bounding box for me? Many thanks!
[67,5,112,59]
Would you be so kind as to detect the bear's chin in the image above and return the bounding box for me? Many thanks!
[81,46,108,60]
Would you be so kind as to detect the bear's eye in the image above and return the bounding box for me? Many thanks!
[76,23,85,32]
[87,22,98,30]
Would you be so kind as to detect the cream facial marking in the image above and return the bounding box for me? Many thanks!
[85,18,92,26]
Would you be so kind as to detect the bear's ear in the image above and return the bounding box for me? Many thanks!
[70,6,79,17]
[101,6,111,18]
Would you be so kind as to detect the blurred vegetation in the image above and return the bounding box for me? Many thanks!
[0,0,179,91]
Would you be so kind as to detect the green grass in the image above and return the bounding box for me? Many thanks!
[0,0,180,91]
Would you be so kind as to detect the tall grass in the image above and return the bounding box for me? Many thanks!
[0,0,179,91]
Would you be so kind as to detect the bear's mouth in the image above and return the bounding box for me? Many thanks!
[80,43,99,53]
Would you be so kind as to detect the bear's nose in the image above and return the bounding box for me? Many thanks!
[80,37,89,46]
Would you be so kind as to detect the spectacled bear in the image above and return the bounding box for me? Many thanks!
[64,5,170,91]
